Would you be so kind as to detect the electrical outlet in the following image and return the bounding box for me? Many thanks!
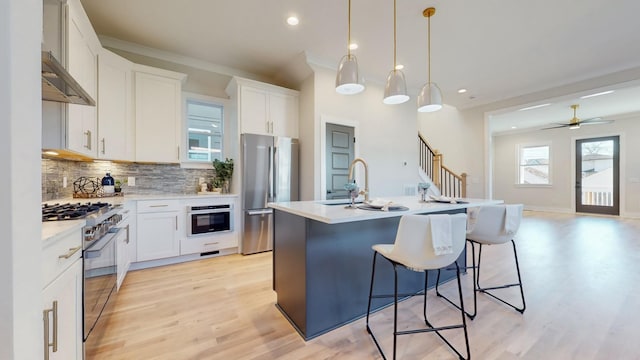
[63,176,67,188]
[128,177,136,186]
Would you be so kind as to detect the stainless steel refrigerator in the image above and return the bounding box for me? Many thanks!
[241,134,299,254]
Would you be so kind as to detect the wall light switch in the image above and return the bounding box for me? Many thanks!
[128,177,136,186]
[63,176,67,188]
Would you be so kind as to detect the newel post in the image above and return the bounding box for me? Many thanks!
[461,173,468,198]
[433,150,442,187]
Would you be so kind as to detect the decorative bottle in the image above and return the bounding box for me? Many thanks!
[102,172,115,194]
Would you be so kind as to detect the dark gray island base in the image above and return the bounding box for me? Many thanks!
[272,207,466,340]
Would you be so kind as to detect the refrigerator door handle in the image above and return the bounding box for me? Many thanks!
[267,146,274,202]
[272,145,278,200]
[248,209,273,216]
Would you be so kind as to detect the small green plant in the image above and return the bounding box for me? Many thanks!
[212,158,234,192]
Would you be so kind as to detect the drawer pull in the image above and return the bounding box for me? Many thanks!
[149,204,169,208]
[43,300,58,360]
[204,242,220,246]
[58,245,81,259]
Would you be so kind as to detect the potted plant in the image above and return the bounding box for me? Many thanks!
[212,158,234,194]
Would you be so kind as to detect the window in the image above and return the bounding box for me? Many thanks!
[518,144,550,185]
[185,98,223,162]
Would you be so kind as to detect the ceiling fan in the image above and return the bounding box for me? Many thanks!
[541,104,614,130]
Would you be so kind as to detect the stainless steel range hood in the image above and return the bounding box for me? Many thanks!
[42,51,96,106]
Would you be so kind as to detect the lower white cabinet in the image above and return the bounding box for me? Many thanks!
[116,214,132,290]
[42,259,82,360]
[136,200,182,262]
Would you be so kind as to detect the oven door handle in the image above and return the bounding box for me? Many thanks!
[84,229,120,259]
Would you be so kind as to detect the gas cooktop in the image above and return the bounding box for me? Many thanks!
[42,202,113,222]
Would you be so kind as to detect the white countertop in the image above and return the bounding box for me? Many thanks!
[42,193,239,242]
[42,219,85,242]
[268,196,503,224]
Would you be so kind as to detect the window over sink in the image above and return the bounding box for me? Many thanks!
[184,95,224,163]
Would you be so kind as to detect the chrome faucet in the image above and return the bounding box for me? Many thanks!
[348,157,370,202]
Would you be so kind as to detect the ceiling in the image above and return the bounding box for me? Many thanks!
[79,0,640,133]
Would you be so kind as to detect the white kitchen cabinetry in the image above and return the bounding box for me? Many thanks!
[226,77,299,138]
[116,205,133,290]
[42,0,100,158]
[136,200,182,262]
[42,227,83,360]
[97,48,134,161]
[134,65,187,163]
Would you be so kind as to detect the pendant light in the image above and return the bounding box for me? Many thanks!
[336,0,365,95]
[383,0,409,104]
[417,7,443,112]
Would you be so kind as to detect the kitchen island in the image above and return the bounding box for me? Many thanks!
[269,196,502,340]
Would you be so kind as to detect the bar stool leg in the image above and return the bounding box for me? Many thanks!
[475,240,526,313]
[435,241,478,320]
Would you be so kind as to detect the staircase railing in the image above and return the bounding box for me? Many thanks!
[418,133,467,198]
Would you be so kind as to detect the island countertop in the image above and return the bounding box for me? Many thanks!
[268,196,502,224]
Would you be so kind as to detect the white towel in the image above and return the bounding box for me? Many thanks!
[430,215,453,255]
[466,207,481,234]
[504,205,520,235]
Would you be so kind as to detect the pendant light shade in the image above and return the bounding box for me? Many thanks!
[383,70,410,104]
[417,82,442,112]
[336,54,365,95]
[336,0,365,95]
[383,0,409,104]
[417,7,442,112]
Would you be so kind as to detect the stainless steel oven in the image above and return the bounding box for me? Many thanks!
[187,204,233,236]
[82,211,123,356]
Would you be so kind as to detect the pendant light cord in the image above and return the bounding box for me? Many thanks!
[347,0,352,57]
[393,0,397,68]
[427,12,431,83]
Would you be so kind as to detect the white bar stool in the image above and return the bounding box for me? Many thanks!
[437,204,526,319]
[366,214,470,360]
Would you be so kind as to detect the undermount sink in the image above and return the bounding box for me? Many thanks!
[357,204,409,212]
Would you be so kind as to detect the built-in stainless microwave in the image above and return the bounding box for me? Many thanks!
[187,204,233,236]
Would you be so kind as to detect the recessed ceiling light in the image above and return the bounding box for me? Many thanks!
[511,126,517,129]
[349,43,358,50]
[457,88,467,94]
[286,16,299,26]
[395,64,404,70]
[518,103,551,111]
[580,90,614,99]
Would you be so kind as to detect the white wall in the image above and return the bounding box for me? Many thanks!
[298,74,315,200]
[308,66,418,200]
[417,105,487,198]
[493,114,640,216]
[0,0,43,359]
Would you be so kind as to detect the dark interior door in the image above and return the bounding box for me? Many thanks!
[575,136,619,215]
[325,123,354,200]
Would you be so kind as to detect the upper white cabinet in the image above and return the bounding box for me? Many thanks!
[226,77,299,138]
[134,65,187,163]
[42,0,100,158]
[97,49,134,161]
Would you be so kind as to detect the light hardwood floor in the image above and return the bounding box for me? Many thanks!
[90,211,640,359]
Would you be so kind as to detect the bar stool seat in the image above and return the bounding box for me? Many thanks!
[366,214,470,360]
[437,204,526,319]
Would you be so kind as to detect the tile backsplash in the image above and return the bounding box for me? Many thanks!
[42,158,216,201]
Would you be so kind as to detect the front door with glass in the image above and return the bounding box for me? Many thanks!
[575,136,619,215]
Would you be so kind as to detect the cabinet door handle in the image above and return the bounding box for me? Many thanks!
[265,121,269,133]
[43,300,58,360]
[58,245,81,259]
[101,138,106,154]
[204,242,220,246]
[177,145,180,161]
[84,130,92,150]
[175,215,178,231]
[270,121,274,133]
[125,224,130,244]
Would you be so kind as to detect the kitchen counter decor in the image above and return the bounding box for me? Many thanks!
[72,176,124,198]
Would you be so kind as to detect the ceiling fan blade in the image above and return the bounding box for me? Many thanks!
[580,118,614,125]
[540,124,571,130]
